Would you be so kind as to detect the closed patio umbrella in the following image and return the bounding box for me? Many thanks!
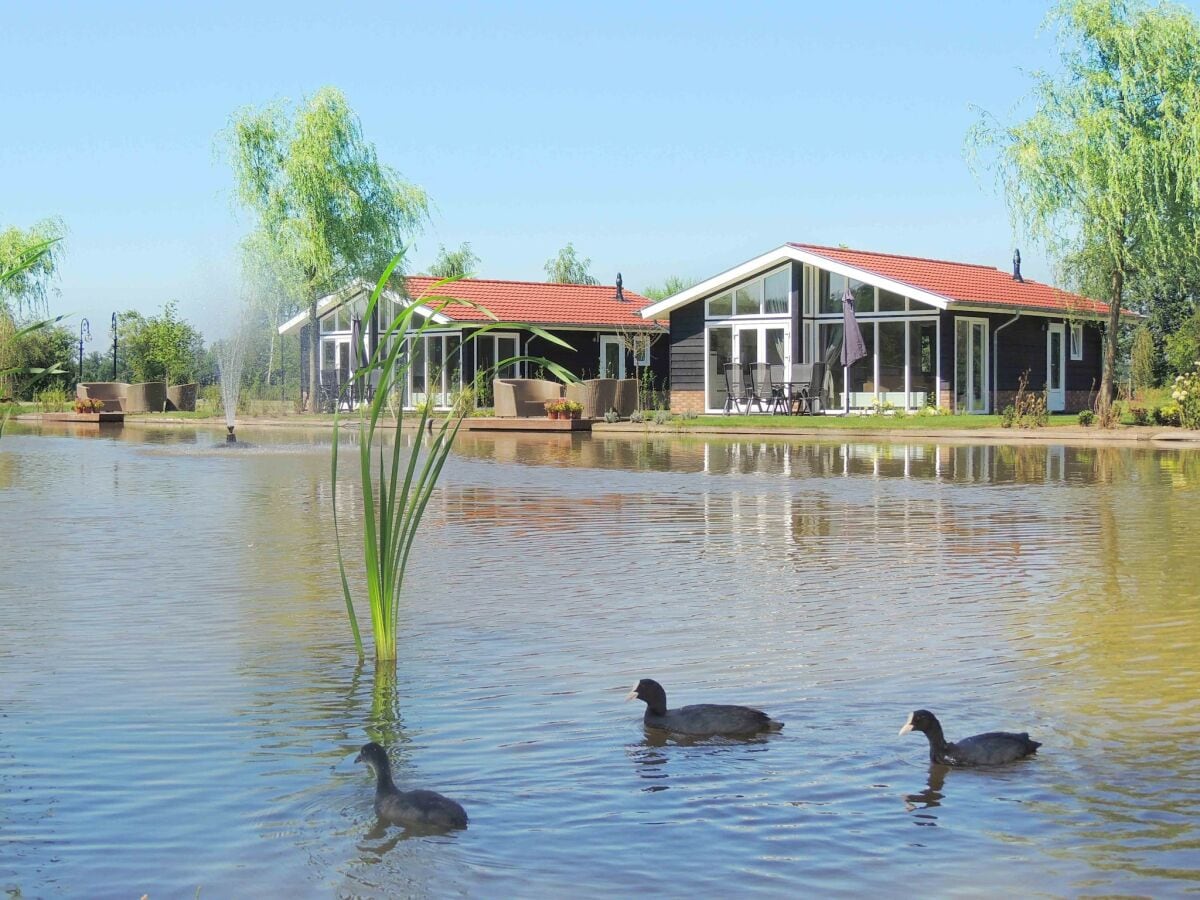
[350,316,363,406]
[841,288,868,413]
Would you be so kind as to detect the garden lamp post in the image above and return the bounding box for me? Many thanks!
[78,318,91,383]
[111,312,117,380]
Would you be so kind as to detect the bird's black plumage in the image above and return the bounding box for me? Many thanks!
[899,709,1041,767]
[355,742,468,831]
[626,678,783,737]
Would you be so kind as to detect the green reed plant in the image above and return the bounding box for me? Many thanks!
[332,254,572,661]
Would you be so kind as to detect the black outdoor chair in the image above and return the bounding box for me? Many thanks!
[753,363,789,414]
[723,363,761,414]
[789,363,815,414]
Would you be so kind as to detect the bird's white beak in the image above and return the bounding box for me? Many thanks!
[898,712,914,736]
[624,682,639,702]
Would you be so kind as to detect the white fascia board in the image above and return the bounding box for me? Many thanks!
[638,245,953,319]
[276,280,452,335]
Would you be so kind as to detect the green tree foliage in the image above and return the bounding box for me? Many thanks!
[972,0,1200,407]
[544,242,599,285]
[119,302,205,384]
[225,87,429,411]
[0,220,65,319]
[1165,305,1200,376]
[1130,323,1157,391]
[642,275,698,303]
[0,316,73,400]
[428,242,479,279]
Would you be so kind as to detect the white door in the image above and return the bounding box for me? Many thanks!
[1047,323,1066,412]
[732,324,789,375]
[600,336,625,379]
[954,317,989,414]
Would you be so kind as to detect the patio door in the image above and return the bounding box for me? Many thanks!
[1046,323,1066,411]
[321,335,351,384]
[599,335,625,379]
[954,317,989,414]
[733,324,789,376]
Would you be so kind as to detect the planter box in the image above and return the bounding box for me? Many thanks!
[41,412,125,424]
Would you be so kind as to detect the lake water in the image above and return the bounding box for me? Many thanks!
[1,424,1198,897]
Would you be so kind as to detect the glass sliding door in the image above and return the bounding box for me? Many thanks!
[909,320,937,408]
[707,326,733,411]
[954,317,989,413]
[877,321,906,407]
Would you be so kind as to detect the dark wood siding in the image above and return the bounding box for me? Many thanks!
[939,310,1105,400]
[669,300,706,391]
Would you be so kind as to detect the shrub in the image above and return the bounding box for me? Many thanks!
[450,384,476,418]
[1129,406,1150,426]
[1078,409,1095,427]
[603,410,620,423]
[1154,403,1182,427]
[652,409,671,425]
[629,409,645,424]
[1096,399,1122,429]
[1012,371,1049,428]
[1001,404,1017,428]
[36,386,70,412]
[1170,364,1200,429]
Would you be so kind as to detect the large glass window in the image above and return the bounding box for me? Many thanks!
[878,288,906,312]
[850,278,874,314]
[819,323,844,403]
[764,269,789,314]
[705,265,791,318]
[909,321,937,408]
[877,321,906,403]
[820,270,846,314]
[847,323,875,406]
[735,283,759,316]
[709,292,733,316]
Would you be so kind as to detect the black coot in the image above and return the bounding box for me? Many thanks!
[626,678,783,737]
[355,742,468,831]
[899,709,1041,766]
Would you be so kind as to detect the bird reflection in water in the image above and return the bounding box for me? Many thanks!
[904,765,948,823]
[627,731,773,793]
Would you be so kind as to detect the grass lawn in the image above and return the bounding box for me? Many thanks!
[674,413,1083,430]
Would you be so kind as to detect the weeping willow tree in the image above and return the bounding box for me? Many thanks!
[224,87,428,412]
[971,0,1200,408]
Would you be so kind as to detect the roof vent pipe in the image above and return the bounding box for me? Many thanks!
[615,272,625,302]
[1012,249,1024,282]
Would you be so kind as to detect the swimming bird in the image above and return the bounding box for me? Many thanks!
[899,709,1041,767]
[354,742,468,831]
[625,678,783,736]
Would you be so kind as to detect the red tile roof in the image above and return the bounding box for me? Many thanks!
[404,276,659,328]
[790,243,1118,316]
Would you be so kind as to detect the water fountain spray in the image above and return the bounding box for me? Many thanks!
[217,324,247,443]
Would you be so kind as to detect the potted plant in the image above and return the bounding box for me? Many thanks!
[563,399,584,420]
[544,398,561,419]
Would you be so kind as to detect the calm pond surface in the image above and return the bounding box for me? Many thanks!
[1,423,1198,897]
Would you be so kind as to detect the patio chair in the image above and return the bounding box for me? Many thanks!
[723,363,761,415]
[809,362,827,414]
[788,363,814,414]
[753,363,788,414]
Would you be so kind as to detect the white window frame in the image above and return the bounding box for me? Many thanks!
[1069,322,1083,360]
[631,333,651,367]
[599,335,626,379]
[704,264,792,319]
[953,316,990,414]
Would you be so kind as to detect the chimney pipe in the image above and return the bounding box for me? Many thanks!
[1012,249,1024,282]
[615,272,625,302]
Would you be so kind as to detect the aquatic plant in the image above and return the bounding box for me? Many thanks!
[332,254,572,661]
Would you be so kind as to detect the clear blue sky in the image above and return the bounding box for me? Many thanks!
[6,1,1196,341]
